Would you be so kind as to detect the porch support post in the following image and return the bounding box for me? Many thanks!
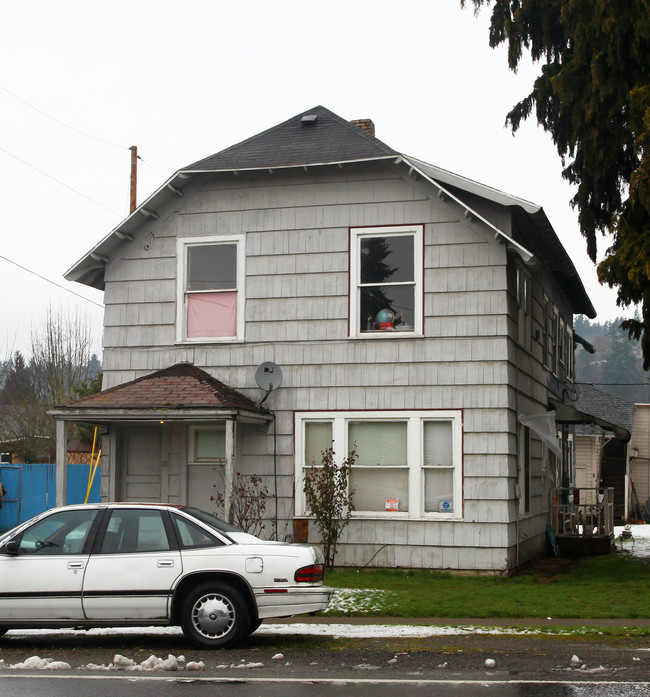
[224,419,237,524]
[55,419,67,507]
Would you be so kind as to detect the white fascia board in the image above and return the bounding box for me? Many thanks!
[181,155,397,175]
[399,156,535,264]
[405,156,542,215]
[64,170,188,282]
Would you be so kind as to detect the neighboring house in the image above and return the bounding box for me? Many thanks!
[0,405,53,464]
[51,106,600,572]
[571,383,632,521]
[629,403,650,517]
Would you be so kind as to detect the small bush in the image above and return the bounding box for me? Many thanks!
[212,472,269,538]
[303,446,356,567]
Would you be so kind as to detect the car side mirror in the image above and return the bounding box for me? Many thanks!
[5,540,19,555]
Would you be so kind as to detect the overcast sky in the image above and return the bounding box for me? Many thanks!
[0,0,633,360]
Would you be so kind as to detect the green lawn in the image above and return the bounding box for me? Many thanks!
[323,554,650,619]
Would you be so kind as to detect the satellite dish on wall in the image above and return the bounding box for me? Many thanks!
[255,361,283,394]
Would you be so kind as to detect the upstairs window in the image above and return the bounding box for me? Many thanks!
[558,318,566,377]
[350,225,423,337]
[516,264,532,349]
[177,236,245,342]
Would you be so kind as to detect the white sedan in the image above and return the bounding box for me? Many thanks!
[0,503,332,648]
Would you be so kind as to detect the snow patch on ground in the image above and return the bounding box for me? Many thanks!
[615,524,650,558]
[0,653,192,672]
[256,623,551,638]
[324,587,392,614]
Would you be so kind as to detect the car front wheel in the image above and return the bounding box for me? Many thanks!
[180,582,250,649]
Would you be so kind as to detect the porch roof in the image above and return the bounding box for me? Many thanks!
[550,383,632,442]
[49,363,271,424]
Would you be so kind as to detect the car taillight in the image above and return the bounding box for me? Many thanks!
[294,564,324,583]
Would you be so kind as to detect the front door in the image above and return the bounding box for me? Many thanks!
[121,427,162,501]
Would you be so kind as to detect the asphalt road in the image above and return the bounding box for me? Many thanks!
[0,676,649,697]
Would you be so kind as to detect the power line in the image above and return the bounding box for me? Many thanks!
[0,144,123,216]
[0,253,104,309]
[584,382,650,386]
[140,157,166,179]
[1,84,168,185]
[0,84,127,150]
[0,85,169,214]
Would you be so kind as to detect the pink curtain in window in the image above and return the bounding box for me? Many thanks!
[187,292,237,338]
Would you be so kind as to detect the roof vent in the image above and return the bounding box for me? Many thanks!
[301,114,318,125]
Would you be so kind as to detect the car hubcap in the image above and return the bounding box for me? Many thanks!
[192,592,235,638]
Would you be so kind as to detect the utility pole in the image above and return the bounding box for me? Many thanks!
[129,145,138,213]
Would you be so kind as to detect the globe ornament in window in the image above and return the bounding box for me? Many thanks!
[376,308,395,329]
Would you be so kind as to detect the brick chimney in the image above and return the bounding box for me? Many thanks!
[350,118,375,137]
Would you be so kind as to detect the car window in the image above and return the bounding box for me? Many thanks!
[181,507,243,537]
[173,514,224,549]
[18,509,99,555]
[100,509,171,554]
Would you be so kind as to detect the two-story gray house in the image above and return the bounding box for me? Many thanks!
[52,105,596,572]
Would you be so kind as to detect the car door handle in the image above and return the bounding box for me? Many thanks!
[157,559,175,568]
[68,561,85,569]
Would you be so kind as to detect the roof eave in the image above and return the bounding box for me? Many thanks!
[399,156,536,264]
[48,406,272,424]
[549,397,631,441]
[64,169,193,288]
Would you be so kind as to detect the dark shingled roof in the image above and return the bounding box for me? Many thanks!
[574,383,634,435]
[63,363,262,413]
[185,105,398,172]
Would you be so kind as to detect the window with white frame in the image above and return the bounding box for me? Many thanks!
[565,323,574,381]
[558,317,566,377]
[295,410,462,518]
[516,264,532,348]
[517,424,531,515]
[189,426,226,463]
[350,225,423,337]
[176,235,245,342]
[543,295,552,369]
[550,306,559,374]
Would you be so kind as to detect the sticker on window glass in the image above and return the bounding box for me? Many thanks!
[385,498,399,512]
[439,500,453,513]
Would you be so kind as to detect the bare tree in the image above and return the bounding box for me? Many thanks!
[0,308,99,461]
[30,307,96,408]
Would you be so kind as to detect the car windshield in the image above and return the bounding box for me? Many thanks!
[0,513,38,546]
[181,507,244,538]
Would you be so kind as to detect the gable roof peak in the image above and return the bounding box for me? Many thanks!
[184,105,397,173]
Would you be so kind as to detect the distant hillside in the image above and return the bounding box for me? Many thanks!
[574,315,650,403]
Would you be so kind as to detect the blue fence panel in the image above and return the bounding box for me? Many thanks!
[67,464,101,504]
[0,465,21,532]
[0,463,101,532]
[20,463,56,521]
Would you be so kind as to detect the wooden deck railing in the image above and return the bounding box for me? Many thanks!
[551,487,614,538]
